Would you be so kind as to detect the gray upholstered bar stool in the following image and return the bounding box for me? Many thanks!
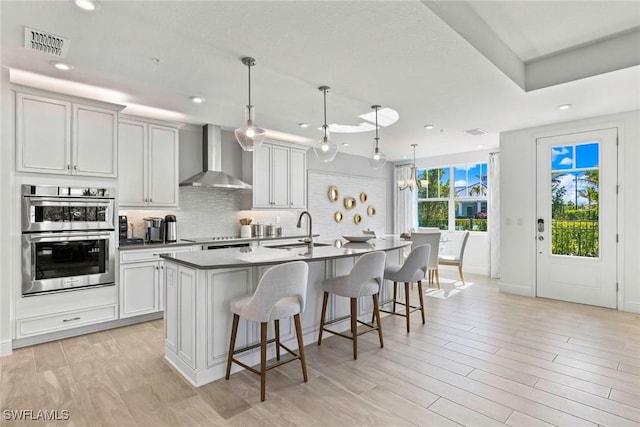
[317,251,386,360]
[225,261,309,401]
[381,244,430,333]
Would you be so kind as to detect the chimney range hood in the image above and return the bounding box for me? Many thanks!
[179,124,252,189]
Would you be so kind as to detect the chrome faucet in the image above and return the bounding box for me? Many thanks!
[296,211,313,252]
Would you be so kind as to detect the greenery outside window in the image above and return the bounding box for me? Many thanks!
[417,163,488,231]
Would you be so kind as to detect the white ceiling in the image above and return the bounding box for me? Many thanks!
[2,1,639,161]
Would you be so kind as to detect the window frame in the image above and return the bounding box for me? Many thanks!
[417,162,488,232]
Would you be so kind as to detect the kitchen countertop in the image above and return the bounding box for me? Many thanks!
[118,233,320,251]
[159,237,410,269]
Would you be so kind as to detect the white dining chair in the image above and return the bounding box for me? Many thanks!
[410,230,442,289]
[438,231,470,285]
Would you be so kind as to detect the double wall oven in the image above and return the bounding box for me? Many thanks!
[21,185,116,296]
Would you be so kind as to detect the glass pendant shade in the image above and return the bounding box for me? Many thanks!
[314,125,338,162]
[235,57,265,151]
[369,145,387,169]
[235,105,265,151]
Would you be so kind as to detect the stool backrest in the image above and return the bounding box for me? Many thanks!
[243,261,309,322]
[346,251,386,296]
[410,231,441,270]
[400,244,431,278]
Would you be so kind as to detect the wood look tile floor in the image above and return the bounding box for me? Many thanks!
[2,273,640,426]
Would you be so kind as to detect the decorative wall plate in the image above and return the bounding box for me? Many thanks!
[367,205,376,216]
[328,185,339,202]
[359,192,368,203]
[334,211,344,223]
[344,196,356,210]
[353,213,362,224]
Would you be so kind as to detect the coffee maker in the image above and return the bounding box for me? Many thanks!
[118,215,128,242]
[164,215,177,242]
[144,217,164,243]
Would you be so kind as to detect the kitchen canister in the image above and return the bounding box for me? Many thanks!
[251,223,264,237]
[266,225,276,237]
[240,225,252,238]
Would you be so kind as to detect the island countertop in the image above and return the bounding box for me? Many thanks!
[159,237,411,270]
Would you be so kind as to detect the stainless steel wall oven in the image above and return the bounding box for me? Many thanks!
[21,185,116,296]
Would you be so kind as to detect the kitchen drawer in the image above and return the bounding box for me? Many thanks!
[120,245,195,264]
[16,304,118,338]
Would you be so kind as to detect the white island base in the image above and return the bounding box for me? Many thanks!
[161,241,407,387]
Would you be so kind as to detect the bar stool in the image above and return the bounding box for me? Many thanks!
[381,244,430,333]
[318,251,386,360]
[225,261,309,401]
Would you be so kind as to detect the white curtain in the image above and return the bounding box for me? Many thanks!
[394,165,418,235]
[488,152,500,279]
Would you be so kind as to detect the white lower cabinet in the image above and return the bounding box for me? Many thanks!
[14,285,119,339]
[118,245,195,319]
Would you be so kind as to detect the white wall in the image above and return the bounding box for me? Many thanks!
[500,110,640,313]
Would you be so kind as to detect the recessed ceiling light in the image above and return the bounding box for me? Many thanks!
[401,156,407,159]
[558,104,572,110]
[190,96,205,104]
[49,61,73,71]
[74,0,100,11]
[424,125,434,130]
[298,123,310,128]
[477,144,485,148]
[341,143,350,147]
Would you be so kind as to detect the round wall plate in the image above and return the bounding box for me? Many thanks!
[328,185,339,202]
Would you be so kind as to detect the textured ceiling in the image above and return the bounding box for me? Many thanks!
[2,1,639,161]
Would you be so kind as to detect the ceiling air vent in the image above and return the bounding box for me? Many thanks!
[463,128,488,136]
[24,27,69,57]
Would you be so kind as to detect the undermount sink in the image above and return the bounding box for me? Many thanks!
[266,242,331,250]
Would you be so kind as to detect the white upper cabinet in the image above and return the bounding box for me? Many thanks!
[251,140,307,210]
[118,118,179,208]
[16,92,119,177]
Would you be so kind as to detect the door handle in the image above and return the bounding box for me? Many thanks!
[537,218,544,233]
[538,236,544,241]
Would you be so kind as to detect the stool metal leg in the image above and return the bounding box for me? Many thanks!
[318,291,329,346]
[260,322,268,402]
[373,293,383,348]
[417,280,426,324]
[225,314,240,380]
[294,314,308,382]
[404,282,410,333]
[350,298,358,359]
[274,319,281,361]
[392,282,397,313]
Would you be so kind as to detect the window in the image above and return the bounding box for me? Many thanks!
[417,162,488,231]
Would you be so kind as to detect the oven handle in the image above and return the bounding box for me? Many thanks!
[25,231,113,242]
[27,198,113,207]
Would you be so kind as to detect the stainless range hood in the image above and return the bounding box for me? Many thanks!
[179,124,252,189]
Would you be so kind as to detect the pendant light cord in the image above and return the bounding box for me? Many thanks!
[247,62,252,106]
[323,88,328,138]
[374,107,379,149]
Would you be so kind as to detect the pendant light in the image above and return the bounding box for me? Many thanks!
[313,86,338,162]
[235,57,266,151]
[398,144,427,191]
[368,105,387,169]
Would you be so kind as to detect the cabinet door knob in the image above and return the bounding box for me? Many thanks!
[156,266,159,270]
[73,165,77,171]
[67,164,71,170]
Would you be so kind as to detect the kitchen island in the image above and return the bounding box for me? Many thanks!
[160,238,410,386]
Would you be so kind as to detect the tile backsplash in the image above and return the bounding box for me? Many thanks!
[120,187,301,240]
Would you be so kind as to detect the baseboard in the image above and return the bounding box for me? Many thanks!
[622,301,640,314]
[11,312,163,349]
[0,340,12,357]
[499,281,534,297]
